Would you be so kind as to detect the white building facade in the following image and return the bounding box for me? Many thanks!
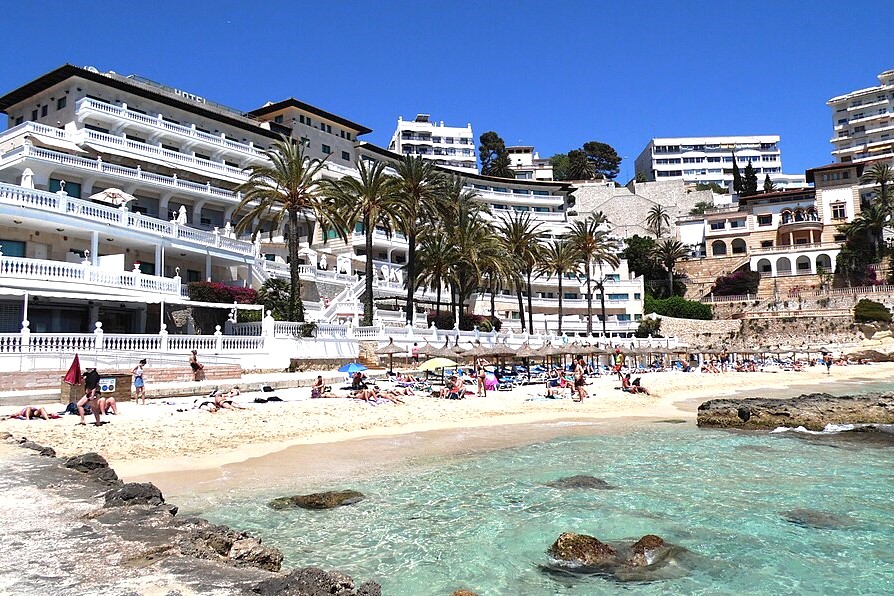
[634,135,806,190]
[506,145,554,181]
[828,68,894,164]
[387,114,476,173]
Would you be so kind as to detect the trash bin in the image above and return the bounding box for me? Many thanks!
[60,373,132,404]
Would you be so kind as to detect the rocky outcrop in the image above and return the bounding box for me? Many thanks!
[544,532,698,582]
[269,490,365,510]
[697,392,894,431]
[63,452,110,472]
[545,475,614,489]
[19,440,56,457]
[251,567,381,595]
[105,483,166,508]
[548,532,617,567]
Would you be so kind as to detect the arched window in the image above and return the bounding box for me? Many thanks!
[781,210,793,224]
[731,238,747,254]
[777,257,792,275]
[794,209,805,222]
[712,240,727,256]
[757,258,772,274]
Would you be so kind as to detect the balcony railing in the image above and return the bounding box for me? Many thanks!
[0,255,182,295]
[76,97,266,159]
[752,242,840,254]
[0,183,257,257]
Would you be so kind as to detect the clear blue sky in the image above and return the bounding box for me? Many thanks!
[4,1,893,179]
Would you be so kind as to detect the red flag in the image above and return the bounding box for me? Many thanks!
[63,354,82,385]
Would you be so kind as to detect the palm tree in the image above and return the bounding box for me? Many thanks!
[392,156,444,324]
[497,212,544,333]
[234,135,335,321]
[416,230,454,318]
[324,159,408,326]
[840,202,889,255]
[652,238,689,297]
[447,205,502,321]
[567,212,620,337]
[646,204,671,238]
[487,153,515,179]
[536,240,579,334]
[861,161,894,210]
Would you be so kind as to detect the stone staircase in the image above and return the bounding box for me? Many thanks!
[678,255,751,299]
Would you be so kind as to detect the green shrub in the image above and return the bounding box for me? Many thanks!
[634,317,662,338]
[711,269,760,296]
[854,299,892,323]
[644,295,712,320]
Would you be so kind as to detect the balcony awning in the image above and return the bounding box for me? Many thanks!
[25,133,88,155]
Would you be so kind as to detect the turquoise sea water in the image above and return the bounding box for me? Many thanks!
[190,419,894,595]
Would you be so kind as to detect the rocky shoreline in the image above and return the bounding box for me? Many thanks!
[697,392,894,431]
[0,431,380,595]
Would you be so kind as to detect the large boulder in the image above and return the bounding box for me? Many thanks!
[251,567,359,595]
[229,537,284,572]
[629,534,666,567]
[104,482,166,508]
[697,392,894,430]
[547,532,616,567]
[64,452,110,472]
[20,441,56,457]
[269,490,365,510]
[546,475,614,489]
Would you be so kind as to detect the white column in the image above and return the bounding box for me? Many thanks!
[91,231,99,266]
[205,254,212,281]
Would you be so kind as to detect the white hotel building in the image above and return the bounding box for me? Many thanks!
[635,135,806,190]
[0,64,644,339]
[387,114,477,173]
[828,68,894,164]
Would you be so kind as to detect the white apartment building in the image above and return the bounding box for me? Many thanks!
[828,68,894,163]
[634,135,806,190]
[506,145,554,181]
[387,114,476,173]
[0,64,644,339]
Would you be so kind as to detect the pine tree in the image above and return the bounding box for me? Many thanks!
[763,174,776,193]
[743,161,758,196]
[732,154,743,195]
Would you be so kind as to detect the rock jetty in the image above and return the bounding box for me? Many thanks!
[697,392,894,431]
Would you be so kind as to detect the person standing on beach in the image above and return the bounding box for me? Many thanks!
[132,358,147,404]
[476,366,487,397]
[824,352,833,374]
[77,367,103,426]
[189,350,205,381]
[573,358,587,402]
[412,343,419,365]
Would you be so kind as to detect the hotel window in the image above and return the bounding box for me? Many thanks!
[834,234,846,242]
[341,150,350,161]
[729,219,746,229]
[757,214,772,226]
[760,240,773,248]
[14,116,22,125]
[831,204,847,219]
[41,105,48,117]
[564,292,577,300]
[634,293,641,300]
[162,144,179,152]
[49,179,81,198]
[710,221,725,230]
[31,109,38,120]
[56,97,66,110]
[274,115,284,124]
[300,137,309,146]
[321,144,331,154]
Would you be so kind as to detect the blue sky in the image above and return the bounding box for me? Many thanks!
[4,1,893,179]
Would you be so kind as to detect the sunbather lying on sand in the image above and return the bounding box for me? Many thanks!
[8,406,55,420]
[352,388,405,404]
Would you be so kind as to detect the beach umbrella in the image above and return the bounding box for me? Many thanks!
[426,340,454,358]
[63,354,82,385]
[89,187,136,207]
[338,362,368,374]
[375,338,406,373]
[418,342,438,357]
[418,356,459,384]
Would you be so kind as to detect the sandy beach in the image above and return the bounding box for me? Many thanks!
[4,363,892,482]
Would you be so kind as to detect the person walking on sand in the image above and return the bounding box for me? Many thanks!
[412,342,420,365]
[77,367,103,426]
[189,350,205,381]
[132,358,147,404]
[476,365,487,397]
[824,352,833,374]
[573,357,587,402]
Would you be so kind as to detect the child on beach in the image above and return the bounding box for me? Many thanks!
[77,367,103,426]
[132,359,147,404]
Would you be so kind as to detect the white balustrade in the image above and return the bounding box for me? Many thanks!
[102,334,163,352]
[0,256,182,295]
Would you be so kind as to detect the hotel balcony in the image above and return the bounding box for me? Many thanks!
[0,182,257,258]
[75,97,267,160]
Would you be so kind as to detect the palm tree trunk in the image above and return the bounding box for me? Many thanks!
[363,214,374,326]
[526,270,534,333]
[585,259,593,336]
[668,266,674,297]
[405,232,416,324]
[435,279,442,318]
[516,289,526,332]
[598,280,608,338]
[557,275,564,335]
[490,283,496,318]
[287,208,304,322]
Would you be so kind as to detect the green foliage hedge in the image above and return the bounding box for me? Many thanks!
[854,299,892,323]
[644,295,712,320]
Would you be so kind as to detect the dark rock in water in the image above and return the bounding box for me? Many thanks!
[89,466,121,486]
[105,483,166,508]
[629,534,666,567]
[64,452,110,472]
[546,475,614,490]
[251,566,378,595]
[20,441,56,457]
[544,533,699,582]
[780,508,858,529]
[269,490,365,510]
[697,392,894,431]
[548,532,617,567]
[451,591,479,596]
[229,537,284,572]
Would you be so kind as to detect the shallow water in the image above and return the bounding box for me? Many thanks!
[184,420,894,595]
